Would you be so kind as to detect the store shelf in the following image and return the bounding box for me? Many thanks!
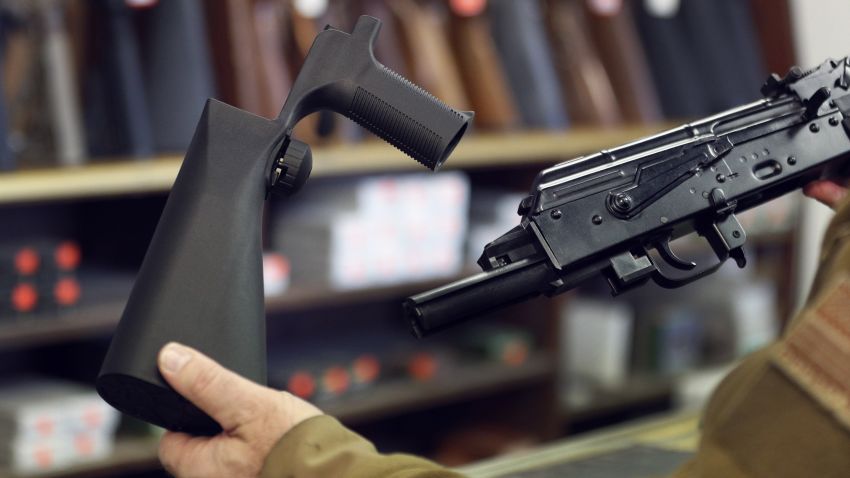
[264,270,476,313]
[327,354,554,425]
[0,357,552,478]
[562,376,675,425]
[460,410,699,478]
[0,302,127,349]
[0,126,671,205]
[0,436,161,478]
[560,363,738,427]
[0,271,475,350]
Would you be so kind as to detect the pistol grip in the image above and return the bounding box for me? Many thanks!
[278,15,473,170]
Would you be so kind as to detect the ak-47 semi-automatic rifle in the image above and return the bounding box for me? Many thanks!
[405,58,850,337]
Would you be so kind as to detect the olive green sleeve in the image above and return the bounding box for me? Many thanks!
[797,195,850,319]
[260,415,465,478]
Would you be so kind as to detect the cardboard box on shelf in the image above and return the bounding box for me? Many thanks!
[0,378,120,473]
[561,298,634,389]
[271,172,470,290]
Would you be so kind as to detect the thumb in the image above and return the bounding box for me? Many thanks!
[804,180,849,210]
[158,342,270,434]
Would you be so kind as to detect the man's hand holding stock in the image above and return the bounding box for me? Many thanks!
[156,343,322,478]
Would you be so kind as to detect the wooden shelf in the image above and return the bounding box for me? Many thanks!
[562,376,674,425]
[0,271,473,350]
[0,302,127,349]
[264,269,476,313]
[0,126,671,205]
[327,354,554,425]
[460,410,699,478]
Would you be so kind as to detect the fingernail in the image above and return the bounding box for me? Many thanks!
[161,343,192,374]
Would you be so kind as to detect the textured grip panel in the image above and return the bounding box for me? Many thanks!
[346,66,470,170]
[349,86,442,169]
[276,16,471,170]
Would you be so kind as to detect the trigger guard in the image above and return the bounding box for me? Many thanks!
[647,246,728,289]
[655,238,697,271]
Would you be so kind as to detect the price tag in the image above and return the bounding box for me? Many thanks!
[587,0,623,16]
[293,0,328,19]
[644,0,680,18]
[450,0,487,17]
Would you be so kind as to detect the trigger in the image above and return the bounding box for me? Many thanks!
[731,248,747,268]
[655,238,697,271]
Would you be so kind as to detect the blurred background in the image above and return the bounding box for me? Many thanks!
[0,0,844,476]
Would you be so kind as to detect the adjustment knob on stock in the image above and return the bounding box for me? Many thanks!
[270,139,313,197]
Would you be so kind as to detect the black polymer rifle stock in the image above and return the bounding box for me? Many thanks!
[405,57,850,337]
[97,15,472,436]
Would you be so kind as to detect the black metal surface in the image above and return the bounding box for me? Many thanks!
[406,57,850,336]
[405,259,555,338]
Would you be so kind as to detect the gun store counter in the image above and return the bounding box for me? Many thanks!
[459,411,699,478]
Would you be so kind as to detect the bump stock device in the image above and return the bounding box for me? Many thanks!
[96,16,472,436]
